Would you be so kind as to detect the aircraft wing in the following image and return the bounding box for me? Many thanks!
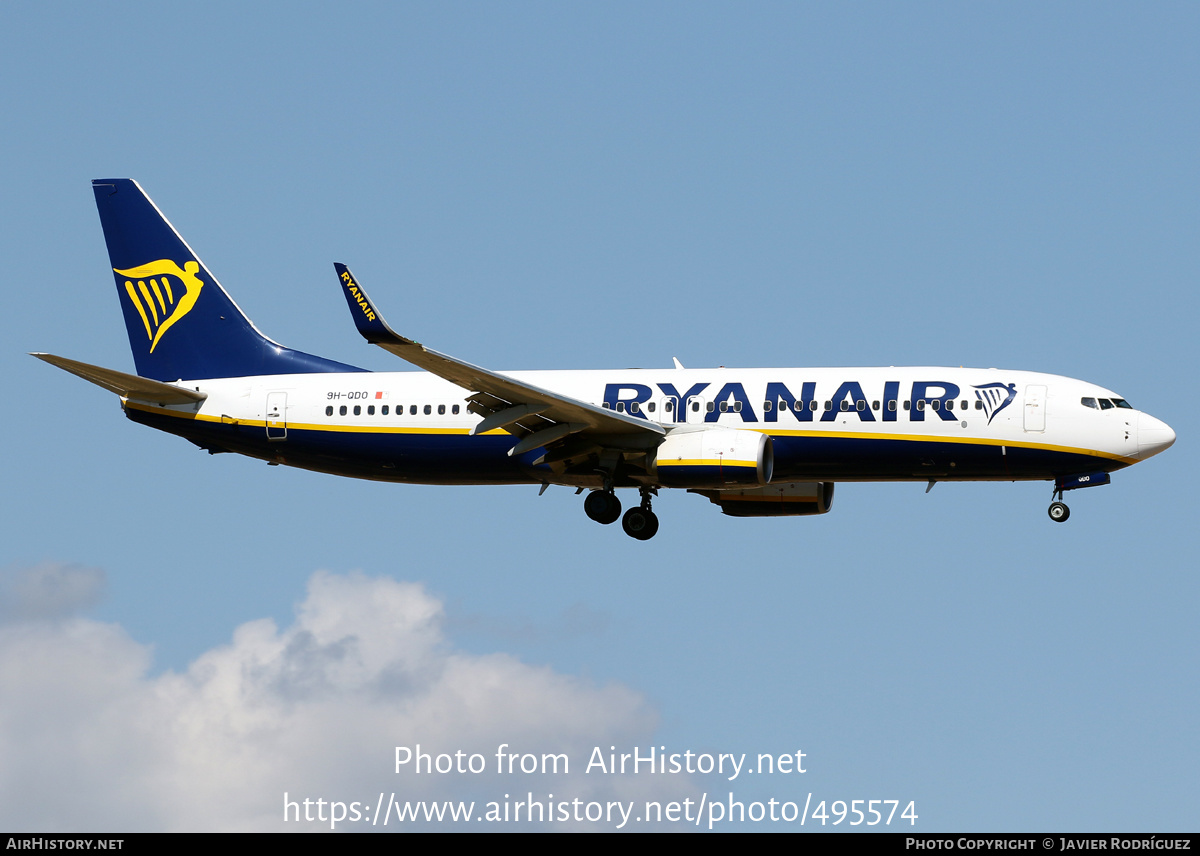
[31,353,208,405]
[334,264,664,455]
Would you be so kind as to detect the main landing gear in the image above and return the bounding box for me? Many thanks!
[622,488,660,541]
[584,488,660,540]
[583,489,621,525]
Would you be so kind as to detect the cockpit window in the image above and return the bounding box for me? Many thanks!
[1098,399,1114,410]
[1112,398,1132,409]
[1081,397,1098,409]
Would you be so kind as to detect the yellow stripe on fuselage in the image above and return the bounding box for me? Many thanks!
[122,402,1135,464]
[657,458,758,468]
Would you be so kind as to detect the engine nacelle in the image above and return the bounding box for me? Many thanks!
[690,481,835,517]
[649,428,773,489]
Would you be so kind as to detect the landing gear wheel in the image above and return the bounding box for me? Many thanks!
[1048,501,1070,523]
[622,506,659,540]
[584,490,621,525]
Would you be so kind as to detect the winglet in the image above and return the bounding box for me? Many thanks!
[334,263,414,347]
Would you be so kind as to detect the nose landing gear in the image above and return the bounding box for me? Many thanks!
[1047,481,1071,523]
[1046,472,1110,523]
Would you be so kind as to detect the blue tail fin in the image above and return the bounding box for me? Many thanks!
[92,179,364,381]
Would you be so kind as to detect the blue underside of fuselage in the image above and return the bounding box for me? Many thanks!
[766,434,1122,480]
[126,408,1125,486]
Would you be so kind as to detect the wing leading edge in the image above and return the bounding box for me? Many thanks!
[333,264,665,457]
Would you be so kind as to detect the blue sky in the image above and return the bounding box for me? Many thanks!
[1,1,1196,831]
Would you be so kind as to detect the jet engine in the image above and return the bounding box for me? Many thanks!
[649,428,773,489]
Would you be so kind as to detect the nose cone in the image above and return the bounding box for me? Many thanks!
[1137,413,1176,459]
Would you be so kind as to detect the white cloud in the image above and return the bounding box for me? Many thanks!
[0,567,698,831]
[0,561,105,621]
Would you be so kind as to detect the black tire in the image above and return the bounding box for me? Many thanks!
[599,493,622,524]
[583,490,606,522]
[622,507,659,540]
[1048,501,1070,523]
[585,490,621,524]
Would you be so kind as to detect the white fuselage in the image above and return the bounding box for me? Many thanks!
[124,365,1173,488]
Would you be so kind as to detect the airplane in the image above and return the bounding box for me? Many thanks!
[33,179,1176,540]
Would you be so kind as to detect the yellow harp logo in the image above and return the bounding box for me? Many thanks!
[114,259,205,353]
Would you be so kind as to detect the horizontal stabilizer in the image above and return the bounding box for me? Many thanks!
[31,353,207,405]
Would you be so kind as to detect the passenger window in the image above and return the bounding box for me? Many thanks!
[903,401,910,410]
[438,404,445,415]
[706,401,715,412]
[872,400,880,411]
[630,401,640,414]
[763,400,773,412]
[824,401,832,411]
[423,404,431,415]
[368,405,375,415]
[647,402,655,413]
[616,402,625,413]
[382,405,389,415]
[325,406,333,416]
[794,401,804,412]
[340,405,347,416]
[888,400,896,412]
[452,404,460,415]
[719,401,728,412]
[692,401,700,412]
[354,405,361,416]
[960,400,968,410]
[410,405,417,415]
[975,400,983,410]
[916,400,925,411]
[856,400,866,411]
[931,400,940,411]
[665,400,674,413]
[810,401,818,412]
[734,401,742,412]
